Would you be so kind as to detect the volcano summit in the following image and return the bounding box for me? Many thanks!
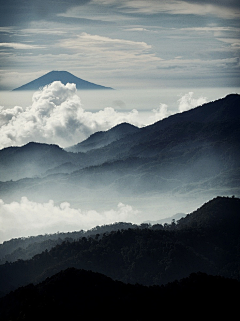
[12,71,113,91]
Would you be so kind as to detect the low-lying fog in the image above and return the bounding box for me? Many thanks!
[0,84,239,242]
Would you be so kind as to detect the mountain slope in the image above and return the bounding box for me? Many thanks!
[0,197,239,296]
[0,142,82,181]
[12,71,113,91]
[66,123,140,152]
[0,94,239,202]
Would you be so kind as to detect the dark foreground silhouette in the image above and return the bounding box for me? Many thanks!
[0,268,239,320]
[0,197,239,297]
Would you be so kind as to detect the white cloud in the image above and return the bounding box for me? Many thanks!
[0,197,140,242]
[150,103,171,123]
[0,81,143,149]
[178,92,207,112]
[93,0,240,19]
[59,32,161,67]
[0,42,44,50]
[0,83,211,149]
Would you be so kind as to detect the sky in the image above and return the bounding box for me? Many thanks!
[0,0,240,90]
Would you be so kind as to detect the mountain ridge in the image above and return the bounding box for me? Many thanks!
[0,94,239,204]
[66,122,140,153]
[0,196,239,296]
[12,70,113,91]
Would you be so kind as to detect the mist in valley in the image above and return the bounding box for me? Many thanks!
[0,83,239,243]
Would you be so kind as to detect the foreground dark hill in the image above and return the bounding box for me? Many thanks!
[0,197,239,296]
[0,268,239,320]
[12,70,113,91]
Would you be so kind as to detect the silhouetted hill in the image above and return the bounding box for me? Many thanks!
[12,71,113,91]
[0,197,239,296]
[177,196,240,231]
[66,123,140,153]
[0,268,238,320]
[0,222,138,264]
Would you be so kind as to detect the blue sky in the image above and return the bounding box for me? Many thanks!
[0,0,240,90]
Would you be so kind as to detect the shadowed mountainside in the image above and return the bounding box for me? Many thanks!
[66,122,140,153]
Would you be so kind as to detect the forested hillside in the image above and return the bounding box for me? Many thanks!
[0,196,239,297]
[0,222,138,264]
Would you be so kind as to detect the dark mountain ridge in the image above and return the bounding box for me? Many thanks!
[0,222,138,264]
[12,70,113,91]
[0,268,239,320]
[0,196,239,296]
[66,122,140,153]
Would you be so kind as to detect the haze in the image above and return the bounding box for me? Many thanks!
[0,0,239,242]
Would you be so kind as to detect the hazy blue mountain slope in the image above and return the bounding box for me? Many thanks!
[0,142,82,181]
[12,71,113,91]
[0,94,239,200]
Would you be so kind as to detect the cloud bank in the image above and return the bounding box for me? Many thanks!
[0,82,208,149]
[0,197,140,242]
[0,81,141,149]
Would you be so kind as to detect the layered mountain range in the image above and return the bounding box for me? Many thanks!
[0,94,239,204]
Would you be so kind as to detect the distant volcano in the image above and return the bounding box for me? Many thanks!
[12,71,113,91]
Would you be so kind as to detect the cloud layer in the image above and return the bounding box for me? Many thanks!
[0,82,141,148]
[0,82,209,149]
[0,197,140,242]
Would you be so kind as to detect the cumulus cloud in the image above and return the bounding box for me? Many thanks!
[0,83,209,149]
[178,92,207,112]
[0,197,140,242]
[0,81,141,149]
[150,103,171,123]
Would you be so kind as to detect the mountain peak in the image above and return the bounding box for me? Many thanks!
[12,71,113,91]
[66,122,140,153]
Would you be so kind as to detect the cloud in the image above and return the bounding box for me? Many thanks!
[94,0,240,19]
[0,197,140,242]
[0,42,44,50]
[0,81,143,149]
[178,92,207,112]
[0,83,211,149]
[0,0,91,26]
[150,104,171,123]
[59,32,161,67]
